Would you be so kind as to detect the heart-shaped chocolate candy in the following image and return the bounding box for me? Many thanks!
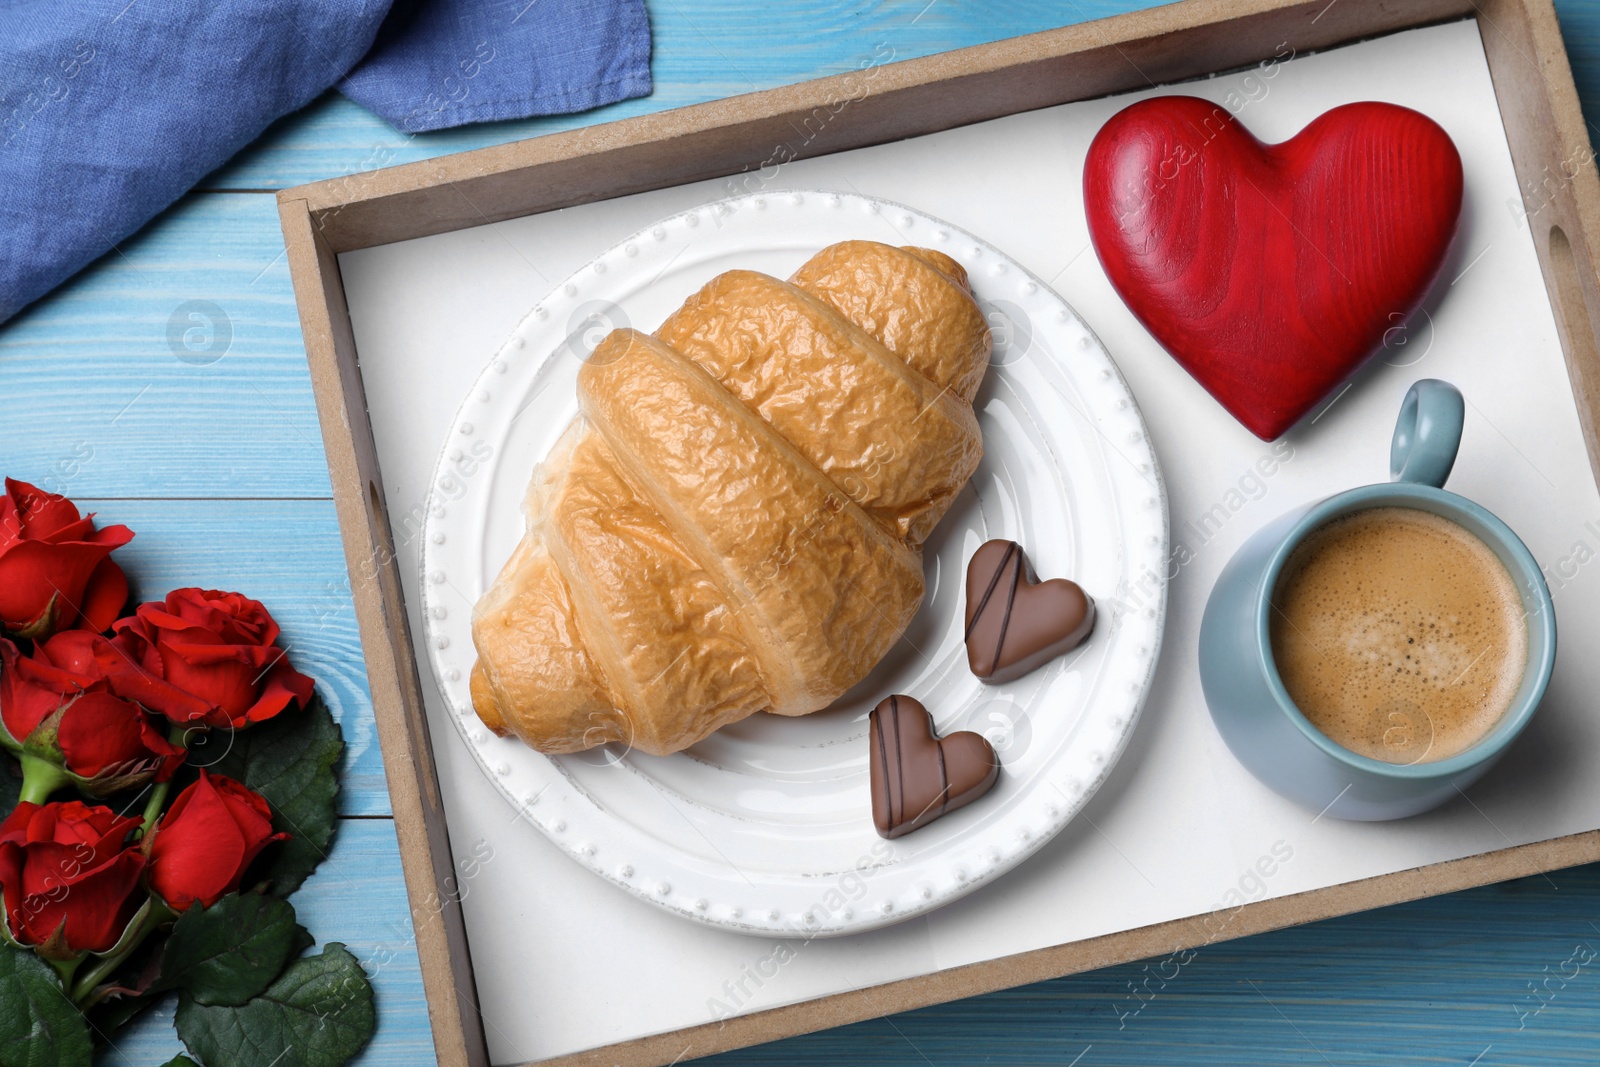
[965,539,1095,683]
[869,694,1000,839]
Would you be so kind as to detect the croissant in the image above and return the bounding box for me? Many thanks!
[470,240,992,755]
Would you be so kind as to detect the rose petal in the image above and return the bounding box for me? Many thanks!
[35,517,95,545]
[0,639,88,742]
[0,804,44,847]
[19,841,84,899]
[0,493,21,552]
[47,804,140,859]
[75,557,129,634]
[139,717,187,782]
[244,662,315,725]
[161,633,251,664]
[148,774,250,910]
[0,841,24,940]
[115,606,189,636]
[167,589,278,647]
[18,849,145,952]
[21,804,57,845]
[161,651,259,722]
[210,774,275,828]
[83,522,134,547]
[7,481,84,541]
[0,804,38,846]
[0,540,120,632]
[57,692,179,779]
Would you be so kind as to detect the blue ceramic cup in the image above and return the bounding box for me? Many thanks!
[1199,380,1557,820]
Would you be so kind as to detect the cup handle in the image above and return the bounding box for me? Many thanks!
[1390,379,1465,487]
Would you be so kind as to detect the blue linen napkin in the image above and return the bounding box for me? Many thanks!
[344,0,653,134]
[0,0,653,325]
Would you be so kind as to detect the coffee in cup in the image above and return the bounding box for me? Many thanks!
[1201,382,1555,819]
[1269,506,1528,764]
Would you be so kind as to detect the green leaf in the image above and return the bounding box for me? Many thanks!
[158,1057,200,1067]
[175,943,374,1067]
[207,695,343,895]
[0,946,91,1067]
[155,894,313,1007]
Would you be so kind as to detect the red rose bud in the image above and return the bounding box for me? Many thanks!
[0,479,132,639]
[112,589,314,730]
[145,772,287,911]
[37,694,184,799]
[1,637,188,795]
[0,801,145,958]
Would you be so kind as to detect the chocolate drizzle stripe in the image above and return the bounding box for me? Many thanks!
[889,695,904,829]
[873,703,893,829]
[991,547,1022,675]
[965,541,1019,642]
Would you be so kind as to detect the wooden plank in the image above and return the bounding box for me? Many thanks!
[108,818,434,1067]
[201,1,1160,191]
[59,497,391,816]
[0,194,329,499]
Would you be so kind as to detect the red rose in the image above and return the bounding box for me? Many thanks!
[0,479,132,639]
[0,636,191,793]
[0,801,145,956]
[145,772,286,910]
[112,589,314,730]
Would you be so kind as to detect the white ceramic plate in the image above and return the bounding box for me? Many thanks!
[419,190,1167,937]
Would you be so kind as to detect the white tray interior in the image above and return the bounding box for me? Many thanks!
[338,20,1600,1064]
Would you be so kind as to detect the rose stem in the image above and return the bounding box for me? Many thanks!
[46,954,85,987]
[133,782,169,842]
[16,753,70,806]
[133,723,192,841]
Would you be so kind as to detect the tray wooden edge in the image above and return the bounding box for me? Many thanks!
[278,197,490,1067]
[274,0,1477,253]
[1481,0,1600,480]
[562,829,1600,1067]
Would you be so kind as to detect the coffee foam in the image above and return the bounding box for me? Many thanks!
[1269,507,1527,764]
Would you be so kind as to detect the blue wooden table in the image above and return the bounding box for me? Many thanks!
[8,2,1600,1063]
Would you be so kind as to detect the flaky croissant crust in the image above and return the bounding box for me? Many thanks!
[471,241,992,755]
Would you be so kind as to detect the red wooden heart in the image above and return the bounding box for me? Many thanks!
[1084,97,1463,440]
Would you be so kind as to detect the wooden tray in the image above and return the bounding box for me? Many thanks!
[277,2,1600,1065]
